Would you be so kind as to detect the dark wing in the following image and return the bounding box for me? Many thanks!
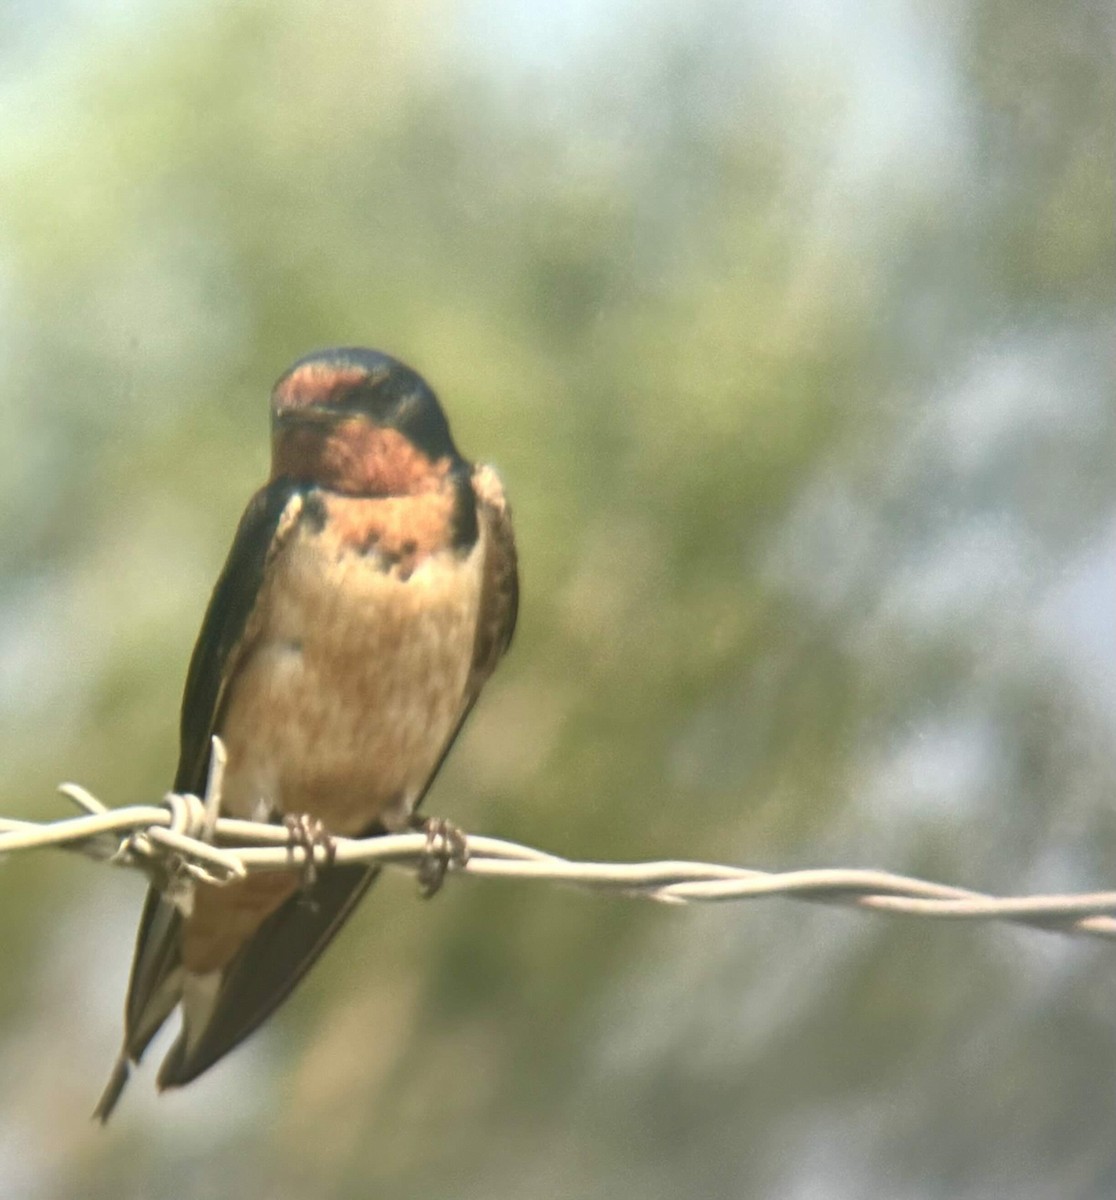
[174,478,308,797]
[154,859,381,1089]
[154,463,517,1090]
[95,478,306,1121]
[468,463,519,685]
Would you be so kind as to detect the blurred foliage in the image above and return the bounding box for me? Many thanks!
[0,0,1113,1197]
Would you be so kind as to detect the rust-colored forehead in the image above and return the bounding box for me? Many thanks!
[271,361,384,413]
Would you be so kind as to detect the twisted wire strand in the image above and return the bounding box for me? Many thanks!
[1,736,1110,942]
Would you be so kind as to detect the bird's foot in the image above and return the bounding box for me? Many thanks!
[410,815,469,898]
[283,813,336,892]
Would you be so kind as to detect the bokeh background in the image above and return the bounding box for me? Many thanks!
[0,1,1113,1196]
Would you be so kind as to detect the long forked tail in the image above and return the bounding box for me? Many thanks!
[92,1055,132,1123]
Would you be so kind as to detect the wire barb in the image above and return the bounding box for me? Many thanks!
[4,760,1114,942]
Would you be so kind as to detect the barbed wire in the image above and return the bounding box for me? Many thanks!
[3,738,1114,942]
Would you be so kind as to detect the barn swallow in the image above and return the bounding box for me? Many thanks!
[94,347,518,1120]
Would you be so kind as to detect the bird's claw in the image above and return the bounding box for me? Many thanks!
[411,815,469,898]
[283,813,336,892]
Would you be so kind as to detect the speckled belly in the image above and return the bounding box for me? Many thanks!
[216,521,482,836]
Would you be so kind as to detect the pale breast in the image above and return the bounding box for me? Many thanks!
[217,494,485,834]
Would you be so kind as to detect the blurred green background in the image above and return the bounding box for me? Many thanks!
[0,0,1113,1196]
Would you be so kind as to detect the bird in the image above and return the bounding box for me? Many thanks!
[94,347,518,1120]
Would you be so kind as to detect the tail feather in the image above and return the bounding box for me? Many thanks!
[92,1055,131,1124]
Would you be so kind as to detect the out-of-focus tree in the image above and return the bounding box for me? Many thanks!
[0,0,1112,1196]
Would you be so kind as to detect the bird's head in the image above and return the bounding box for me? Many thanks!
[269,348,463,496]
